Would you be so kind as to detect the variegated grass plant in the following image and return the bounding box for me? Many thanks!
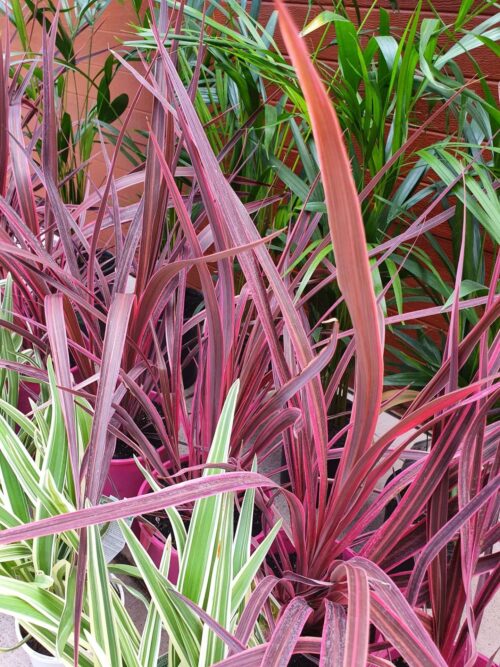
[0,356,280,664]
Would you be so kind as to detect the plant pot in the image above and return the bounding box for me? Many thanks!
[134,456,189,582]
[14,622,65,667]
[14,583,124,666]
[136,515,181,583]
[17,366,81,416]
[17,381,40,414]
[103,446,167,499]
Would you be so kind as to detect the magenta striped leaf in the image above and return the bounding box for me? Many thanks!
[261,597,312,667]
[0,39,8,197]
[234,576,279,646]
[407,475,500,605]
[274,0,383,490]
[146,10,330,516]
[331,562,369,667]
[83,294,134,503]
[349,558,447,667]
[0,472,277,544]
[320,601,346,667]
[8,105,39,235]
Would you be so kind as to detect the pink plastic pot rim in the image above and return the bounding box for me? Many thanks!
[108,447,165,469]
[135,455,190,545]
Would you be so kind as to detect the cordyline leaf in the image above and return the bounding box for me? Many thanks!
[261,597,312,666]
[363,391,498,565]
[274,0,383,484]
[243,323,339,439]
[133,231,282,348]
[348,558,447,667]
[41,16,63,257]
[330,562,369,667]
[213,639,323,666]
[135,5,173,299]
[407,474,500,605]
[234,575,279,645]
[147,127,224,438]
[8,105,39,235]
[147,7,330,517]
[0,471,278,544]
[85,294,134,503]
[75,293,133,667]
[0,40,8,197]
[319,381,500,575]
[320,601,346,667]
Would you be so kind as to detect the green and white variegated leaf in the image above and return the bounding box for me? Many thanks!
[134,458,187,559]
[120,520,202,666]
[110,594,142,667]
[199,494,234,666]
[231,519,282,614]
[57,564,76,658]
[0,543,30,563]
[0,412,40,522]
[139,536,172,667]
[233,458,257,577]
[0,275,20,414]
[0,397,36,438]
[177,380,240,604]
[34,360,68,576]
[87,523,122,667]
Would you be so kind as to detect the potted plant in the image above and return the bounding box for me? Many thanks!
[0,0,497,663]
[102,286,204,499]
[0,374,283,666]
[0,355,133,665]
[118,381,284,666]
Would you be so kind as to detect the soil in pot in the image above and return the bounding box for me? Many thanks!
[264,545,298,579]
[20,627,52,657]
[103,411,170,498]
[112,411,164,460]
[288,655,317,666]
[141,510,191,549]
[74,249,116,340]
[280,405,351,491]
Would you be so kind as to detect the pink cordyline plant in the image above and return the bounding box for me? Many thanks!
[0,1,498,665]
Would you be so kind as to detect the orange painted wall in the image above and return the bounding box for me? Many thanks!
[2,1,497,187]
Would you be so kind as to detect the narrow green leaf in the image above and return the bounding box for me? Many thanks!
[87,523,122,667]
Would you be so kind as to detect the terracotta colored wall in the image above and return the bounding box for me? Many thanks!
[3,2,496,190]
[1,2,150,197]
[67,2,151,182]
[2,2,496,265]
